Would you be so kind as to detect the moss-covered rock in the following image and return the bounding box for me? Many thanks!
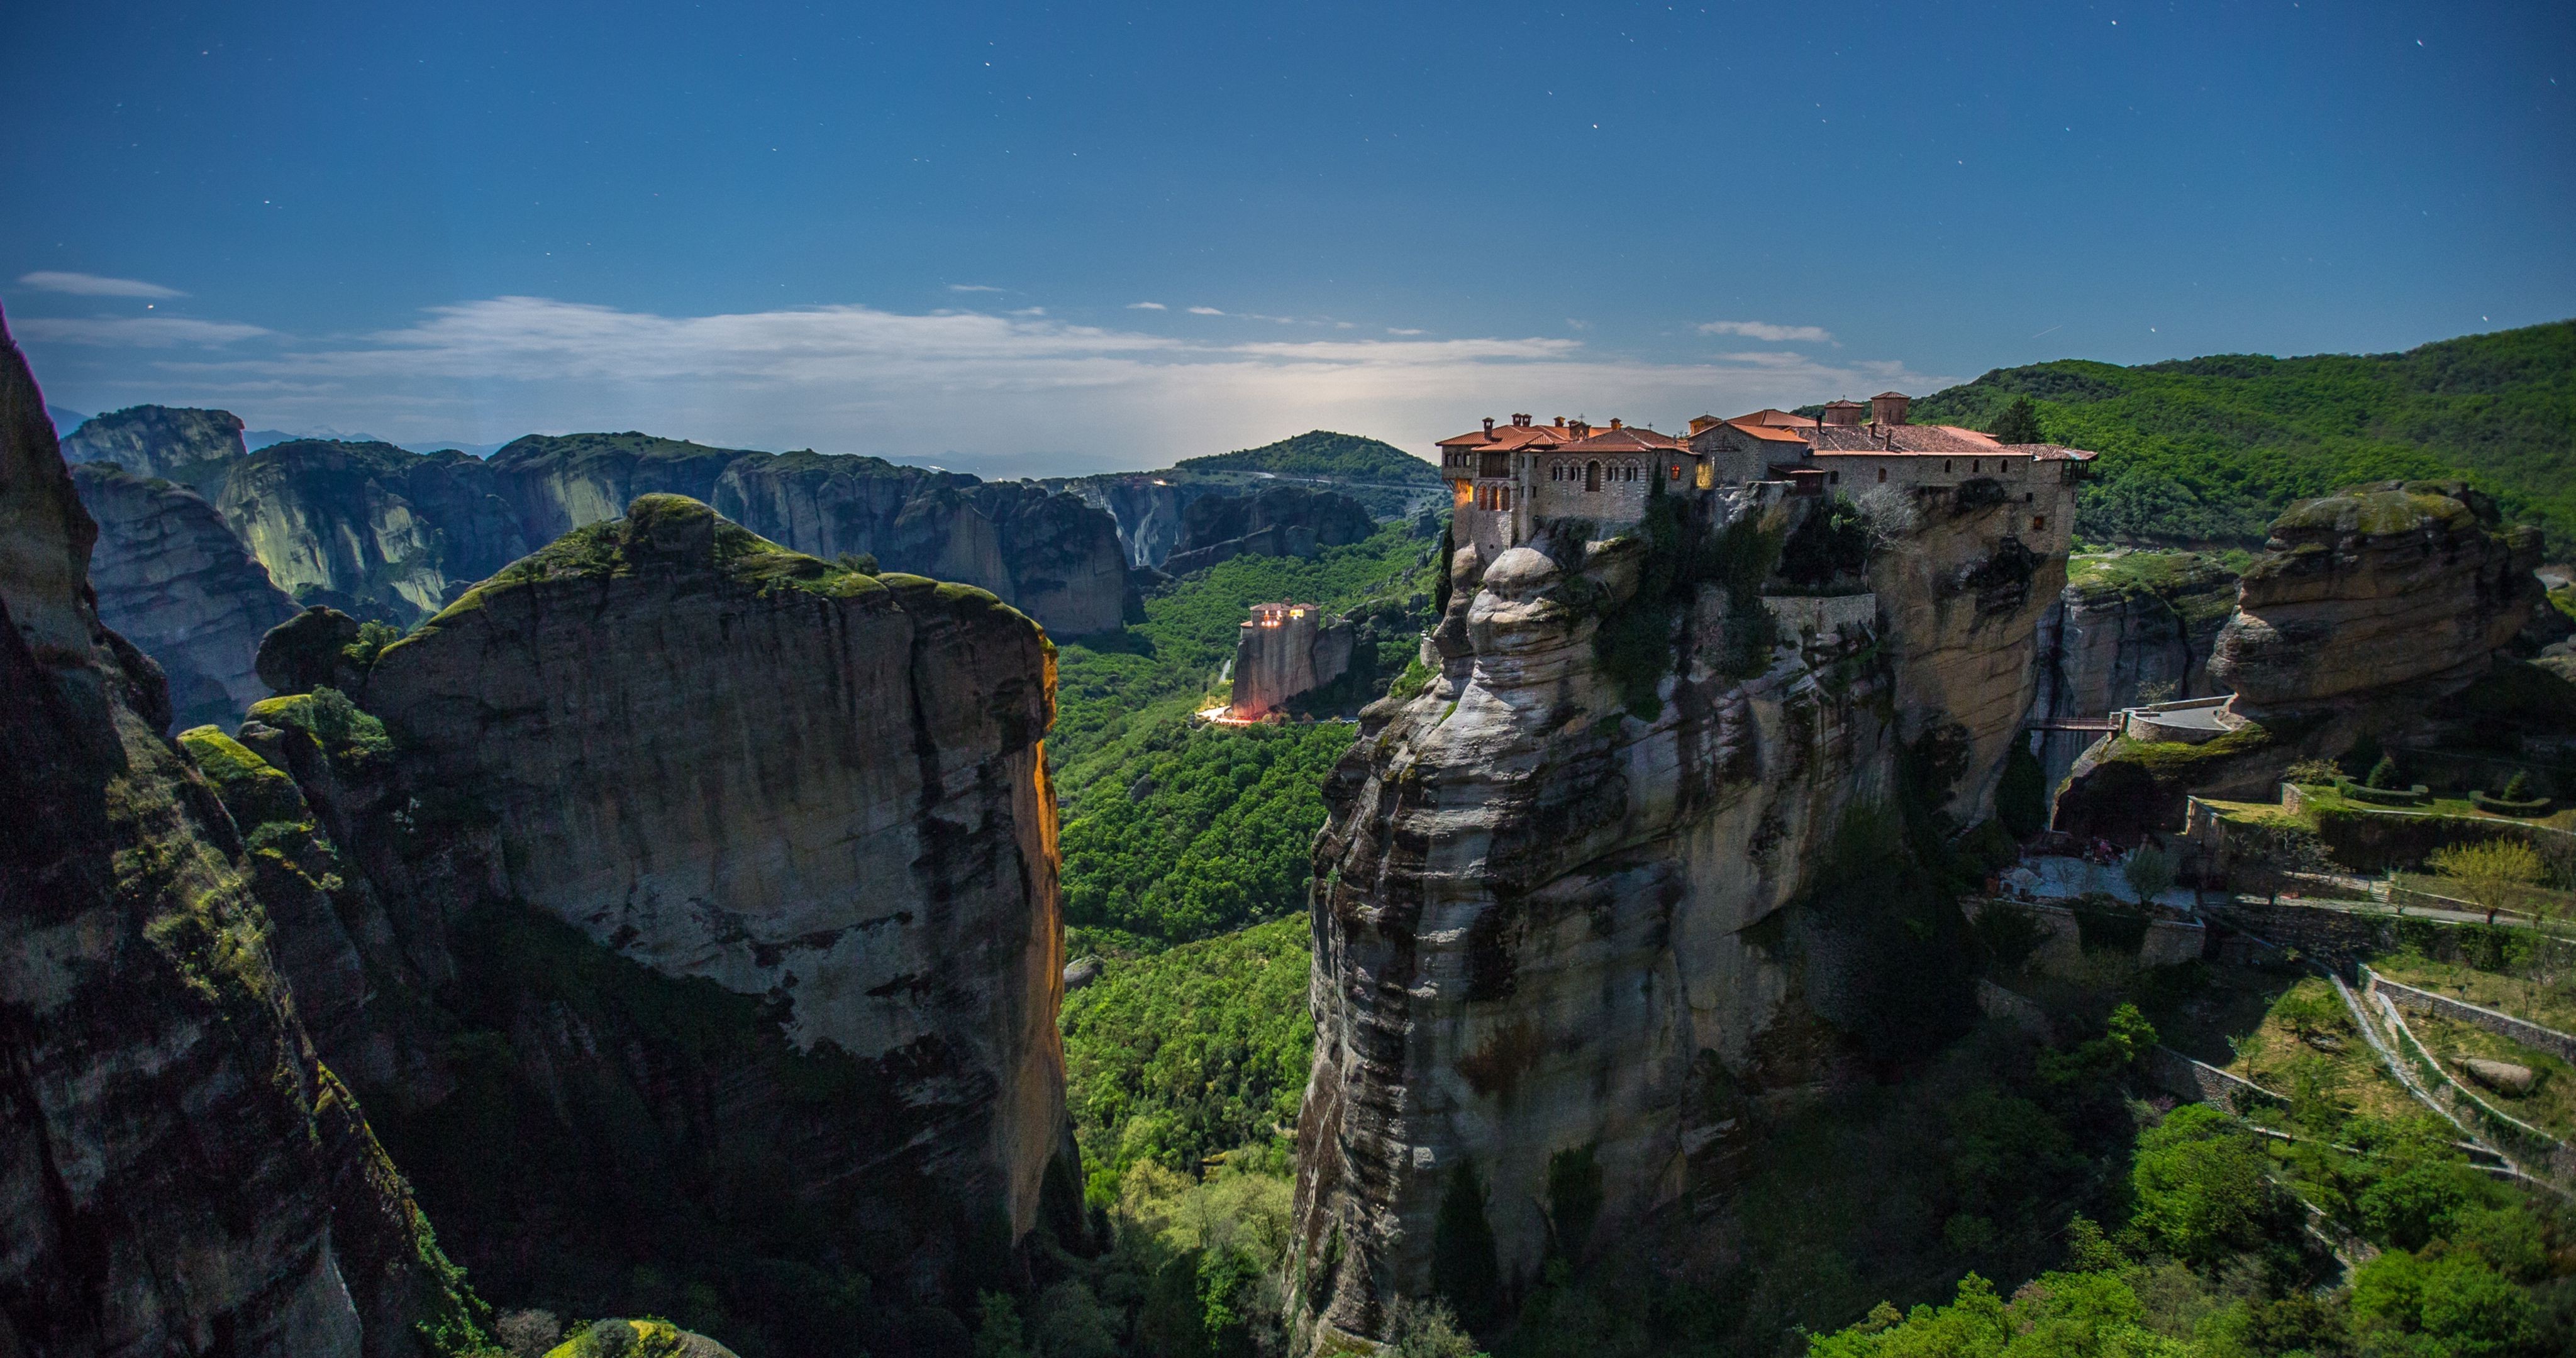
[2212,480,2541,709]
[258,602,369,695]
[544,1318,738,1357]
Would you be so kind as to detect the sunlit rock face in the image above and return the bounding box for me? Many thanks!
[215,439,532,624]
[2210,482,2541,710]
[1,309,472,1357]
[70,461,300,729]
[60,403,246,487]
[359,494,1072,1247]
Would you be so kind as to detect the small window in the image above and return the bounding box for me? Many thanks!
[1943,460,1952,473]
[1829,470,1840,484]
[2032,516,2046,532]
[2024,492,2033,503]
[1877,468,1887,483]
[1501,487,1512,512]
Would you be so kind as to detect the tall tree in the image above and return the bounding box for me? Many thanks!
[1990,395,2045,445]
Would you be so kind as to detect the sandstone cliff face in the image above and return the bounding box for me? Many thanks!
[243,496,1078,1344]
[1057,475,1223,566]
[2053,486,2550,839]
[0,311,483,1355]
[1163,485,1377,575]
[216,439,533,624]
[489,433,1130,636]
[2209,482,2541,710]
[62,414,1133,638]
[1865,489,2075,818]
[60,403,247,490]
[2029,553,2241,788]
[70,462,300,730]
[713,454,1131,636]
[1290,492,1980,1347]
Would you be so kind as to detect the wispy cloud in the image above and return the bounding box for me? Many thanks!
[946,283,1005,293]
[1697,319,1835,344]
[16,316,269,346]
[1387,327,1424,336]
[1185,306,1224,316]
[18,270,187,299]
[1126,301,1168,310]
[44,294,1948,475]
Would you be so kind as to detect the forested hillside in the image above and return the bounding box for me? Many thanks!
[1909,320,2576,553]
[1049,518,1440,952]
[1174,428,1441,483]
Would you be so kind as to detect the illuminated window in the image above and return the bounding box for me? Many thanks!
[2031,516,2045,532]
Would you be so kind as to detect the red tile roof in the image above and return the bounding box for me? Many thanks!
[1729,408,1820,429]
[1436,424,1572,451]
[1806,423,2006,455]
[1560,426,1682,453]
[1719,419,1812,444]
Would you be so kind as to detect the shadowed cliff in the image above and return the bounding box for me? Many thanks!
[0,310,492,1354]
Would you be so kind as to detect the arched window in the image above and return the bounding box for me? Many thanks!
[1585,460,1602,492]
[1877,467,1887,483]
[1623,462,1638,482]
[1500,487,1512,512]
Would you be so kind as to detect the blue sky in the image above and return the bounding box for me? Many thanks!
[4,0,2569,476]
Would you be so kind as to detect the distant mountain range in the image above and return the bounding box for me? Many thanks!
[1912,318,2576,555]
[242,428,514,458]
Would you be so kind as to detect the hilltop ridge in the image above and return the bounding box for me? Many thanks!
[1911,319,2576,551]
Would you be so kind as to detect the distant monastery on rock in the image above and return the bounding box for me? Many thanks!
[1437,390,2097,561]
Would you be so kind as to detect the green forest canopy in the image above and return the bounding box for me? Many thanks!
[1174,429,1443,483]
[1049,519,1440,947]
[1060,914,1314,1183]
[1907,319,2576,553]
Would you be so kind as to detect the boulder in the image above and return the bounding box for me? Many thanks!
[2211,482,2542,710]
[2462,1057,2538,1096]
[257,604,370,695]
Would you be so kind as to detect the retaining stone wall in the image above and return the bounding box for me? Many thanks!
[2365,967,2576,1066]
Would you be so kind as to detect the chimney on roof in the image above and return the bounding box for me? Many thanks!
[1870,392,1911,426]
[1482,416,1495,434]
[1821,400,1865,426]
[1609,417,1623,430]
[1553,415,1565,428]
